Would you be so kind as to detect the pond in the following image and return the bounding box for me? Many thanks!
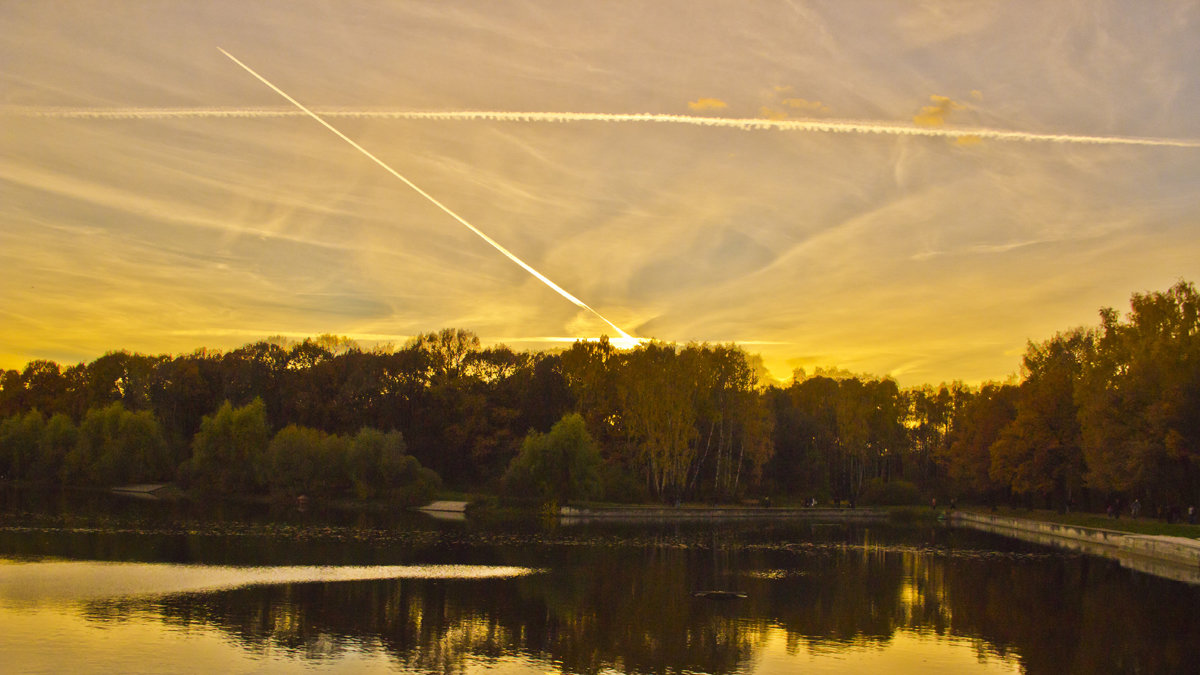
[1,490,1198,674]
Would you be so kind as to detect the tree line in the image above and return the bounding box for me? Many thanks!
[1,281,1197,512]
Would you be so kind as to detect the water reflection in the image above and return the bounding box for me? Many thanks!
[2,503,1200,673]
[0,561,539,603]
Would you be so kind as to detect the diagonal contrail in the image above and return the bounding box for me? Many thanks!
[216,48,636,342]
[10,105,1200,149]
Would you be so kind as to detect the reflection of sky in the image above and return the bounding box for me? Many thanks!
[0,611,1023,674]
[3,1,1200,384]
[0,560,1020,674]
[0,561,537,604]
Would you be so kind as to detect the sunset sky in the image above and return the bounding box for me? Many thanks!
[3,1,1199,386]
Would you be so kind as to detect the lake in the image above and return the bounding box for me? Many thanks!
[1,490,1198,674]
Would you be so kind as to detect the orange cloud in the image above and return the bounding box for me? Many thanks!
[955,134,983,147]
[759,106,789,121]
[688,98,728,111]
[913,94,965,127]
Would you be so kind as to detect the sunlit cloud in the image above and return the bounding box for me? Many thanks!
[687,97,728,111]
[913,94,966,127]
[3,1,1200,386]
[782,98,831,114]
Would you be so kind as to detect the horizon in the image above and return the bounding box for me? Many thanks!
[3,1,1199,387]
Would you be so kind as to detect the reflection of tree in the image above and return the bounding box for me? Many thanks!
[59,529,1200,675]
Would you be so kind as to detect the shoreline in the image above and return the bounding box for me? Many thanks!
[951,510,1200,585]
[558,505,890,522]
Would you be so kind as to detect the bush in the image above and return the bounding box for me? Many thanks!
[184,399,270,492]
[257,425,346,498]
[62,403,169,485]
[860,478,922,506]
[502,413,602,506]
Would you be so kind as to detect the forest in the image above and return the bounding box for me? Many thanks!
[1,281,1198,513]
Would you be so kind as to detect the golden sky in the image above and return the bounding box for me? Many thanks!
[3,1,1200,385]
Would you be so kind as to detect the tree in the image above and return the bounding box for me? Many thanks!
[503,413,602,506]
[34,413,77,482]
[257,425,346,498]
[347,427,440,501]
[1077,281,1200,505]
[0,410,45,480]
[618,343,697,500]
[942,383,1018,499]
[185,399,270,492]
[989,331,1090,507]
[62,402,170,485]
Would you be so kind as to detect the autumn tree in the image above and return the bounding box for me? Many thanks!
[617,342,698,500]
[989,331,1090,507]
[1077,281,1200,505]
[942,383,1018,499]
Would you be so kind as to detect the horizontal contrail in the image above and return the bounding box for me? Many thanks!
[216,48,636,342]
[8,105,1200,148]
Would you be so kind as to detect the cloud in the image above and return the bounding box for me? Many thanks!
[782,98,831,114]
[913,94,966,127]
[688,97,728,111]
[759,106,789,120]
[9,108,1199,147]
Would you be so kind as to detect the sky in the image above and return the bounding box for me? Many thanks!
[3,0,1200,386]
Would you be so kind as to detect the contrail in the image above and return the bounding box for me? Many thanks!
[10,105,1200,148]
[215,48,636,342]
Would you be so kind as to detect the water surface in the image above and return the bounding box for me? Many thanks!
[1,491,1198,674]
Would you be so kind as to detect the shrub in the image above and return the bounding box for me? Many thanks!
[502,413,602,506]
[184,399,271,492]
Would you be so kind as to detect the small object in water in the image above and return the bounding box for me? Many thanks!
[693,590,748,600]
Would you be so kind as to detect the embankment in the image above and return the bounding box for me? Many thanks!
[559,505,888,523]
[952,510,1200,584]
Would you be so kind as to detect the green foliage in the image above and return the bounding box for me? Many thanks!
[860,478,922,506]
[257,425,345,498]
[346,427,440,503]
[504,413,602,506]
[62,403,169,485]
[0,410,45,480]
[34,413,77,482]
[185,399,270,492]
